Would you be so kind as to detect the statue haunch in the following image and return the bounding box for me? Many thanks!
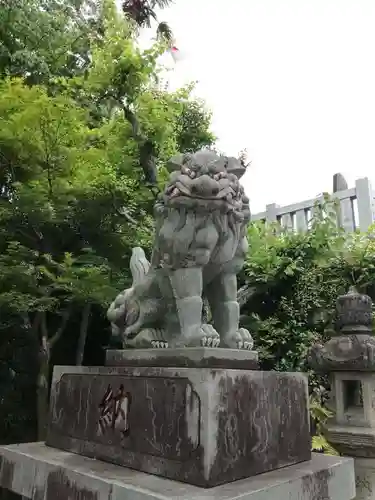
[107,150,253,350]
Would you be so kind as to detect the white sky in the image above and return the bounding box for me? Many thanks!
[136,0,375,214]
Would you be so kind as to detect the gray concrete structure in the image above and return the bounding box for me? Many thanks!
[105,347,259,369]
[0,443,356,500]
[45,364,311,488]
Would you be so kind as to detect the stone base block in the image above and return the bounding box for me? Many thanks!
[46,365,311,487]
[0,443,355,500]
[105,347,259,369]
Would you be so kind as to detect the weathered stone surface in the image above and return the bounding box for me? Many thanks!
[105,347,259,369]
[107,150,254,351]
[336,288,373,335]
[46,365,311,488]
[0,456,15,492]
[308,334,375,372]
[353,457,375,500]
[326,425,375,459]
[308,288,375,372]
[0,443,356,500]
[308,289,375,500]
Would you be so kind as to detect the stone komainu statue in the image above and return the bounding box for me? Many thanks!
[107,150,253,349]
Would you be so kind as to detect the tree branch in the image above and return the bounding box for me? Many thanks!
[98,91,158,185]
[75,303,91,365]
[40,311,49,341]
[112,202,139,226]
[49,307,72,348]
[31,311,43,335]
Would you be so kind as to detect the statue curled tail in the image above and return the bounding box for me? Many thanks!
[107,247,149,338]
[107,248,166,348]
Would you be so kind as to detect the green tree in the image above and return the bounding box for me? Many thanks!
[175,90,215,153]
[0,0,102,85]
[0,0,215,442]
[0,77,132,437]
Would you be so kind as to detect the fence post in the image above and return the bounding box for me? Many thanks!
[265,203,279,223]
[333,172,348,192]
[355,178,375,231]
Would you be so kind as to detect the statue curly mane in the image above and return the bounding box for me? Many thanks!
[151,151,250,269]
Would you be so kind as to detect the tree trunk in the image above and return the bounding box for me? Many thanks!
[36,309,71,441]
[36,336,50,441]
[75,303,91,366]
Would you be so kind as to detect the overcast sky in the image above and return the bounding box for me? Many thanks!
[136,0,375,214]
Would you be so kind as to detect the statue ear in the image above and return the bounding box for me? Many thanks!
[225,157,247,179]
[166,154,188,172]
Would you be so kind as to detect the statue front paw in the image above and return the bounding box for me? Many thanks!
[173,324,220,348]
[222,328,254,350]
[200,324,220,348]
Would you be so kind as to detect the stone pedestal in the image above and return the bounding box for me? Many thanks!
[45,349,311,488]
[105,346,259,370]
[0,443,356,500]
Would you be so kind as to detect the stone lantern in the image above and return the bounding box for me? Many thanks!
[309,287,375,500]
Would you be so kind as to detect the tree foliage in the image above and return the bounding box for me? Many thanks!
[122,0,174,41]
[242,200,348,371]
[0,0,215,444]
[0,0,102,85]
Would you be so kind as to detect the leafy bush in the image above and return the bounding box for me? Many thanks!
[242,199,375,369]
[241,198,375,453]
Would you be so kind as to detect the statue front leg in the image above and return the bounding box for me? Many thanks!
[166,267,220,348]
[206,273,253,350]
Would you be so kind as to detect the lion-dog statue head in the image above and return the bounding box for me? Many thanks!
[152,150,250,270]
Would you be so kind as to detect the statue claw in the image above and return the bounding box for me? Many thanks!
[200,324,220,348]
[206,337,213,347]
[223,328,254,350]
[151,340,168,349]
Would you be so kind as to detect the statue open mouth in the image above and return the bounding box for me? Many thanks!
[166,176,239,203]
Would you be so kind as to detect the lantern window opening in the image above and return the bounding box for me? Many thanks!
[343,379,364,413]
